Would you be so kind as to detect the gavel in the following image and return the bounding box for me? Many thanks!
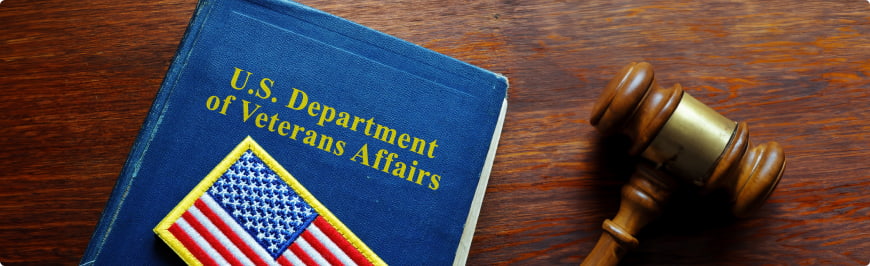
[582,62,786,265]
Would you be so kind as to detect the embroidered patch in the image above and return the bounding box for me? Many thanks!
[154,136,385,266]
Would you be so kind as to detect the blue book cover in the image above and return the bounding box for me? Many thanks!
[80,0,508,265]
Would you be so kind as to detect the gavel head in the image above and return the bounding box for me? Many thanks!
[590,62,786,217]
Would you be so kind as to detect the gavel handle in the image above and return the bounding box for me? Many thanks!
[582,165,676,266]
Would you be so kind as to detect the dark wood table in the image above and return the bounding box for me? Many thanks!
[2,0,868,264]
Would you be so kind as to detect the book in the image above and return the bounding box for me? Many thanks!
[80,0,508,265]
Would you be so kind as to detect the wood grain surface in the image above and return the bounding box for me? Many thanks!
[1,0,868,264]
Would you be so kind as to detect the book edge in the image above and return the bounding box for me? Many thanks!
[453,93,509,265]
[246,0,506,91]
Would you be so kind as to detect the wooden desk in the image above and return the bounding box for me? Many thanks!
[1,0,867,264]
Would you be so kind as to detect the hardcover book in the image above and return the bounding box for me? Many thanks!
[80,0,508,265]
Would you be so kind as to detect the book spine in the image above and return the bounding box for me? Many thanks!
[79,0,217,264]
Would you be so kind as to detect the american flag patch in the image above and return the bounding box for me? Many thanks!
[154,136,385,265]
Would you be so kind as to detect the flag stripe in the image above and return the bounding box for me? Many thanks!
[276,255,295,266]
[171,219,225,266]
[294,236,330,265]
[178,217,233,266]
[313,217,373,266]
[181,211,244,266]
[198,195,276,266]
[288,243,317,266]
[301,229,343,266]
[279,249,304,266]
[308,223,356,266]
[187,205,255,266]
[169,223,217,265]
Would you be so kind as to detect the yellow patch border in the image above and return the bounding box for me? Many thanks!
[153,136,385,265]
